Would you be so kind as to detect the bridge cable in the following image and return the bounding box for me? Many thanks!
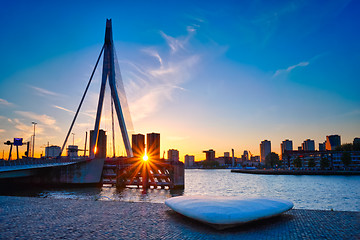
[58,45,105,157]
[111,97,116,157]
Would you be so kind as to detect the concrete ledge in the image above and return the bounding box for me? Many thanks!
[231,169,360,175]
[0,196,359,239]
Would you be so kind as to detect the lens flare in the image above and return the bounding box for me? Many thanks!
[143,155,148,161]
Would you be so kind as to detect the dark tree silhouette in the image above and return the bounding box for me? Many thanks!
[265,152,280,168]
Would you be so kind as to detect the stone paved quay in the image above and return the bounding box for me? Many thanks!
[0,196,359,239]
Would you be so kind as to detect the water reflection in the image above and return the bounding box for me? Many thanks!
[1,169,359,211]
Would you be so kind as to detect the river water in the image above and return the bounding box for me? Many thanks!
[3,169,360,211]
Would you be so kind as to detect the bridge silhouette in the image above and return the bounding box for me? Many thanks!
[0,19,184,190]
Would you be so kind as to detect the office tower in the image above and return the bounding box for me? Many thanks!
[224,152,230,157]
[281,139,293,160]
[168,149,179,162]
[232,149,235,167]
[302,139,315,151]
[298,146,302,151]
[260,140,271,164]
[132,134,145,159]
[90,129,107,158]
[326,135,341,151]
[242,150,249,161]
[319,142,326,151]
[354,137,360,145]
[185,155,195,167]
[147,132,160,160]
[281,140,293,154]
[203,149,215,161]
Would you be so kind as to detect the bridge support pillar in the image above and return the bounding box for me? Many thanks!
[169,161,185,189]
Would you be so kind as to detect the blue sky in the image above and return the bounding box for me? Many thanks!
[0,0,359,160]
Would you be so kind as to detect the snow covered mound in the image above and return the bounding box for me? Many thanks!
[165,196,293,229]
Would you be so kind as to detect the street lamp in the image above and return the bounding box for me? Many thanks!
[32,121,37,158]
[72,133,75,145]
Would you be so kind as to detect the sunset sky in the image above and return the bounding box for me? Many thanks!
[0,0,359,161]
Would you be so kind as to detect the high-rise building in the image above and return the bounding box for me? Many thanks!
[319,142,326,151]
[203,149,215,161]
[132,134,145,159]
[241,150,249,161]
[302,139,315,151]
[281,139,293,159]
[147,132,160,160]
[353,137,360,145]
[185,155,195,167]
[326,135,341,151]
[260,140,271,164]
[224,152,230,157]
[90,129,107,158]
[168,149,179,162]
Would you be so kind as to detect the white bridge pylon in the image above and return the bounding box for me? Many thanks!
[59,19,133,159]
[91,19,133,158]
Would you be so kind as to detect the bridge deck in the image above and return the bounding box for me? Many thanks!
[0,162,78,172]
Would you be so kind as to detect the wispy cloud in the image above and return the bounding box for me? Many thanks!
[9,118,44,139]
[0,98,13,106]
[52,105,94,118]
[141,48,163,66]
[273,61,309,78]
[53,105,75,114]
[160,26,196,54]
[30,86,63,97]
[122,27,201,121]
[15,111,60,131]
[0,129,5,133]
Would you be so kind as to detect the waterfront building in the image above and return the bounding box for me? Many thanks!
[168,149,179,162]
[90,129,106,158]
[203,149,215,161]
[241,150,249,161]
[185,155,195,167]
[251,155,260,162]
[45,145,61,158]
[319,142,326,151]
[67,145,78,159]
[326,135,341,151]
[283,150,360,170]
[302,139,315,151]
[260,140,271,164]
[217,153,232,166]
[132,134,145,159]
[281,139,293,160]
[147,132,160,160]
[215,157,226,166]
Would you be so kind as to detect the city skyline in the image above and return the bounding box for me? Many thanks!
[1,0,360,161]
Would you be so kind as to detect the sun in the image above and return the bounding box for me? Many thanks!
[142,155,149,161]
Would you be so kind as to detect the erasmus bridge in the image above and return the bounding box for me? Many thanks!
[0,19,184,189]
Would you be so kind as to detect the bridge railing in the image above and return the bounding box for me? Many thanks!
[0,157,86,167]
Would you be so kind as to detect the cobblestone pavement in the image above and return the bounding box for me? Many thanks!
[0,196,359,239]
